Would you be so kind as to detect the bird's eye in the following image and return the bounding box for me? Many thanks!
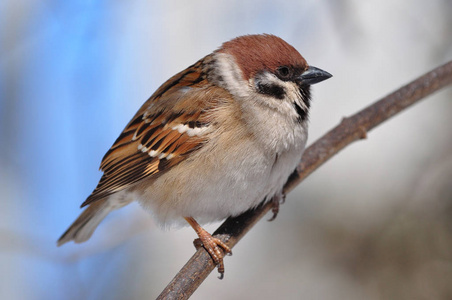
[276,66,291,80]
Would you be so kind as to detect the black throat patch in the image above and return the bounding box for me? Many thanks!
[294,85,311,123]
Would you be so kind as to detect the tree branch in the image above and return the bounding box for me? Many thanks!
[157,60,452,300]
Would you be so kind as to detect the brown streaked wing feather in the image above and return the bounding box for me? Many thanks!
[81,55,225,207]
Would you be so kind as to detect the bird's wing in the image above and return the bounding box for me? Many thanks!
[81,55,230,207]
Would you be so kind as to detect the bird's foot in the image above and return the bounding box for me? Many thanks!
[185,217,232,279]
[193,231,232,279]
[268,191,286,222]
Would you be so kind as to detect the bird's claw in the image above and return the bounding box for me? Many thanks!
[268,192,286,221]
[193,233,232,279]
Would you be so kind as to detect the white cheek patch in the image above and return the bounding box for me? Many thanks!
[259,72,278,82]
[281,81,308,111]
[214,53,251,98]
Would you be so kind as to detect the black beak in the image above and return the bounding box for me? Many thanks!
[299,66,332,85]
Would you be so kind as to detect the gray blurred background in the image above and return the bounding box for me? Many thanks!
[1,1,451,299]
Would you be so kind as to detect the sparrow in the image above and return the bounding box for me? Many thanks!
[58,34,331,277]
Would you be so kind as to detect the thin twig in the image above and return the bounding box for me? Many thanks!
[157,60,452,300]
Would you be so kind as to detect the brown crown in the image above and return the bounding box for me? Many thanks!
[218,34,308,80]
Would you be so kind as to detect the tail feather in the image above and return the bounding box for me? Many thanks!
[57,200,113,246]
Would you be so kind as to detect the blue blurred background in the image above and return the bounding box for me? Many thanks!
[1,1,452,299]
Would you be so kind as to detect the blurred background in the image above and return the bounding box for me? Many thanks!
[1,1,451,299]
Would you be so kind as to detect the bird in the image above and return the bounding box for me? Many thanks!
[58,34,331,277]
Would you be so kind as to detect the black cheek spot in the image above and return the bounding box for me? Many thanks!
[256,82,286,100]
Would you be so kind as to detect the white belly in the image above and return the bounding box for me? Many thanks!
[134,130,306,228]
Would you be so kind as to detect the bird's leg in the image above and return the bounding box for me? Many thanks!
[184,217,232,279]
[268,191,286,221]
